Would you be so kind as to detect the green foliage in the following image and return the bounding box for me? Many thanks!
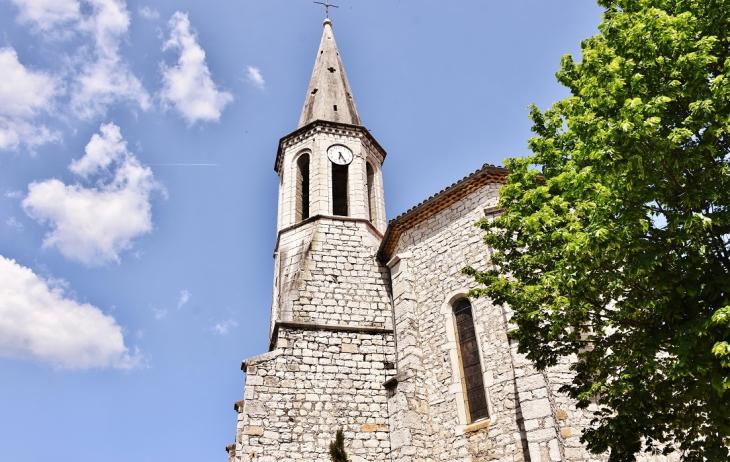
[328,428,350,462]
[465,1,730,460]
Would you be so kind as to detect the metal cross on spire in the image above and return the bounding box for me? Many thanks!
[314,1,338,18]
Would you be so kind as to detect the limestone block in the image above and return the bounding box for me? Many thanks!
[521,398,552,420]
[529,442,542,462]
[527,428,558,443]
[548,439,561,461]
[246,375,264,386]
[244,400,267,416]
[517,374,549,392]
[244,426,264,436]
[390,428,412,450]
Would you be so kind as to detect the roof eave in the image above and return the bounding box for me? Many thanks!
[377,164,509,262]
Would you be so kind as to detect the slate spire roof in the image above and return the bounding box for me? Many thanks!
[298,18,362,128]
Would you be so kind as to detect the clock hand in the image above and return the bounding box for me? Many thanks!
[339,153,345,163]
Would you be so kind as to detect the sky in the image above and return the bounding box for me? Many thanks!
[0,1,603,461]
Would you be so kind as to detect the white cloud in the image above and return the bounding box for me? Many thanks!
[245,65,265,90]
[212,318,238,335]
[8,1,149,119]
[138,6,159,20]
[160,12,233,125]
[9,0,80,31]
[5,216,24,232]
[0,48,61,151]
[0,49,58,119]
[177,289,191,309]
[22,123,162,266]
[69,122,127,177]
[70,0,151,118]
[0,255,141,369]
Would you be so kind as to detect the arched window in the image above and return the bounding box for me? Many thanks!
[296,154,310,221]
[332,163,348,216]
[366,162,376,222]
[453,298,489,422]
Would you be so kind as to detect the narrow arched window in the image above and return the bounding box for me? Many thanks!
[366,163,375,222]
[296,154,310,221]
[453,299,489,422]
[332,163,348,216]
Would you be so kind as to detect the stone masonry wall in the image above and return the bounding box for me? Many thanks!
[231,327,396,462]
[388,181,602,462]
[387,182,532,462]
[272,218,392,332]
[387,180,680,462]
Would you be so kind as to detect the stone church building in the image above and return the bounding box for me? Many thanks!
[226,18,671,462]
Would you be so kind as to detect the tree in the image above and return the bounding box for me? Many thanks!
[329,428,350,462]
[464,1,730,460]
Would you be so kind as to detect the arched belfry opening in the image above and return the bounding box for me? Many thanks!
[332,163,348,216]
[296,154,310,221]
[366,162,376,223]
[453,298,489,422]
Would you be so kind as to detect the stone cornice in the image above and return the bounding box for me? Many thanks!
[273,214,384,255]
[275,120,387,173]
[268,321,394,352]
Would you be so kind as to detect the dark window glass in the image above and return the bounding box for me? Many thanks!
[297,155,310,220]
[366,163,375,222]
[454,299,489,422]
[332,164,348,216]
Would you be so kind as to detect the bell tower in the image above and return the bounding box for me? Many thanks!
[276,17,386,234]
[271,17,389,333]
[229,18,396,462]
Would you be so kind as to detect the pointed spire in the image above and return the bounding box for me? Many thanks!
[298,18,362,128]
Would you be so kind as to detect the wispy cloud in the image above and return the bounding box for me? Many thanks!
[150,304,167,320]
[9,0,150,120]
[0,47,61,151]
[211,318,238,335]
[0,255,142,369]
[70,0,151,118]
[5,216,24,232]
[137,6,159,20]
[245,65,265,90]
[160,12,233,125]
[22,123,163,266]
[9,0,80,31]
[177,290,191,309]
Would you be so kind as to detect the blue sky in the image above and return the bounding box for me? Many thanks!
[0,1,602,461]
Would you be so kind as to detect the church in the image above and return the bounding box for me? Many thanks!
[225,17,671,462]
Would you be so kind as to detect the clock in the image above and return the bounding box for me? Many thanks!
[327,144,354,165]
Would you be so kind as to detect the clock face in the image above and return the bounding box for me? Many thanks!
[327,144,354,165]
